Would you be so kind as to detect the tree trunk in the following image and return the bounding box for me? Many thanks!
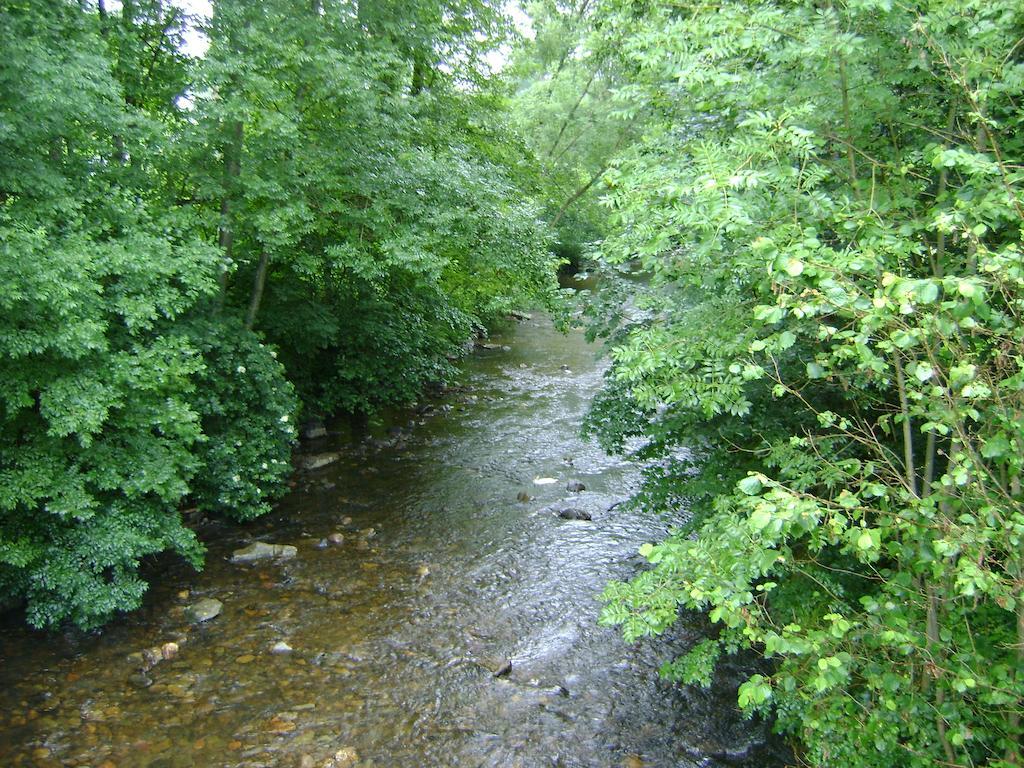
[245,252,270,330]
[217,119,244,301]
[411,53,427,95]
[547,62,600,158]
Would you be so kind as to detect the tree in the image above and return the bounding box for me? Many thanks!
[582,0,1024,764]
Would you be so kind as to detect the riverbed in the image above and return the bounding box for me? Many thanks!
[0,315,781,768]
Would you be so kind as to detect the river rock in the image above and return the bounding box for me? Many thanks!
[161,642,179,661]
[325,747,359,768]
[485,657,512,678]
[533,476,558,485]
[517,491,532,502]
[142,646,163,669]
[230,542,297,563]
[557,508,592,521]
[128,672,154,689]
[271,641,293,654]
[327,533,344,545]
[184,597,223,623]
[566,480,586,492]
[298,452,340,471]
[302,420,328,440]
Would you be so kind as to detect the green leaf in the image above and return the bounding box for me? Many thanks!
[749,508,772,531]
[738,475,764,495]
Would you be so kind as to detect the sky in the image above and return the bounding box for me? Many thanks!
[172,0,212,58]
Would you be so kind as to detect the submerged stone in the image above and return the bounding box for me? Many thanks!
[298,452,340,471]
[557,508,592,521]
[230,542,297,563]
[184,597,223,623]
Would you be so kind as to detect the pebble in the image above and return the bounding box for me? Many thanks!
[235,654,256,664]
[184,597,223,623]
[340,516,352,525]
[271,641,293,654]
[359,527,376,539]
[265,716,296,734]
[327,533,344,545]
[557,507,592,521]
[128,673,153,689]
[326,747,359,768]
[160,642,179,661]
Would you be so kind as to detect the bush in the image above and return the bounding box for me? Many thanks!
[186,320,298,521]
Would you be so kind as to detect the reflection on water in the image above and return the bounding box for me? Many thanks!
[0,316,781,768]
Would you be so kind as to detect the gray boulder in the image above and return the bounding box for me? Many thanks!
[184,597,223,623]
[230,542,297,563]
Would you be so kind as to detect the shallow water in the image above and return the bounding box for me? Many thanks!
[0,315,781,768]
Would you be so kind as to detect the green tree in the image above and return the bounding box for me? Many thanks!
[579,0,1024,764]
[0,0,296,629]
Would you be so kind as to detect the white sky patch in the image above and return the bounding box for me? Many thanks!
[174,0,211,58]
[98,0,211,57]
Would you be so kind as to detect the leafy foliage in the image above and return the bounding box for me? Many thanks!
[0,0,556,628]
[562,0,1024,764]
[186,322,297,521]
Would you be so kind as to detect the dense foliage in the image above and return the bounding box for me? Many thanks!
[0,0,557,629]
[513,0,1024,765]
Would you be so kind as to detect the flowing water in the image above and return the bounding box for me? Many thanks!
[0,314,782,768]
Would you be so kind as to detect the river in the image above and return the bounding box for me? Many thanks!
[0,313,782,768]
